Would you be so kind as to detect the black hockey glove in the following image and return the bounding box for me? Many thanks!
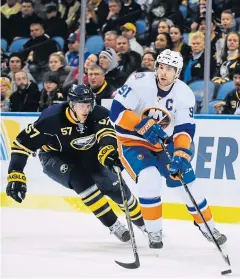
[6,171,27,203]
[98,145,122,170]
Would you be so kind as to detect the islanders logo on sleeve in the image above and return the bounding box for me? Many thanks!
[141,107,171,129]
[0,120,21,160]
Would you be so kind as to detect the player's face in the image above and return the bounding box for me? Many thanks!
[73,102,92,122]
[157,63,176,88]
[227,34,239,51]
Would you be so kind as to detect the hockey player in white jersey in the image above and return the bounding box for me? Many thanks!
[110,49,227,249]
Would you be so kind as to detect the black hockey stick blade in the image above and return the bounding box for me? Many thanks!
[115,254,140,269]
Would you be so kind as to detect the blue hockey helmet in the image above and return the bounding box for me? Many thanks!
[68,84,95,105]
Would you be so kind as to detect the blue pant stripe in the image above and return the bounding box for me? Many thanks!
[139,197,161,205]
[187,199,207,212]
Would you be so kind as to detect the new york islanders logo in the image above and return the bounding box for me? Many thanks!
[141,107,171,129]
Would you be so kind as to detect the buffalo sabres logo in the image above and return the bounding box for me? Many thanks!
[70,134,96,150]
[141,107,171,129]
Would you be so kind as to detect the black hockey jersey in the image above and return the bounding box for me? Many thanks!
[8,102,117,172]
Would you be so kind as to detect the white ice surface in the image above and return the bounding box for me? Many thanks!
[1,208,240,279]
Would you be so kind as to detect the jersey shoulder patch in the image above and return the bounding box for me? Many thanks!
[134,72,145,79]
[174,80,195,108]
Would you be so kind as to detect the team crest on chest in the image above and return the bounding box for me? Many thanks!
[70,134,96,150]
[141,107,171,129]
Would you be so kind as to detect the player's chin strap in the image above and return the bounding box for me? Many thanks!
[69,101,81,123]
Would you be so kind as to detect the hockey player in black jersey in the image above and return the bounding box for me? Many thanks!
[6,84,145,242]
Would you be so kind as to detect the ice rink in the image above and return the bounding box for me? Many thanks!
[1,208,240,278]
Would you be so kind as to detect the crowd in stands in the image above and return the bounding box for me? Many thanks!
[1,0,240,114]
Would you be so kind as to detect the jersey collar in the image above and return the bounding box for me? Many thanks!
[65,107,78,124]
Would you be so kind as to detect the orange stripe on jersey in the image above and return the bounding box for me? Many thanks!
[141,204,162,220]
[117,136,162,152]
[118,145,137,181]
[191,207,213,223]
[117,110,141,131]
[174,134,191,149]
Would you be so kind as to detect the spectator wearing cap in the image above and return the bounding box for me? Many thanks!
[43,2,68,39]
[121,23,144,56]
[0,0,21,19]
[116,35,142,85]
[99,47,123,87]
[215,65,240,115]
[2,53,35,92]
[10,70,40,112]
[8,0,41,42]
[48,51,72,88]
[65,31,80,67]
[0,75,12,111]
[38,72,66,112]
[88,65,116,106]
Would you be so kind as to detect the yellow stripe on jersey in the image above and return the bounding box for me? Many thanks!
[95,128,116,142]
[13,139,33,154]
[174,134,191,149]
[11,150,31,156]
[88,196,108,212]
[117,110,141,131]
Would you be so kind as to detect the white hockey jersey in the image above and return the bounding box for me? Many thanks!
[110,72,196,152]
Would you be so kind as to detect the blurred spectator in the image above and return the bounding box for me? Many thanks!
[2,53,35,92]
[43,2,68,39]
[0,0,21,18]
[86,0,109,36]
[20,22,59,82]
[214,65,240,115]
[122,0,142,23]
[154,32,173,55]
[220,10,236,36]
[1,12,11,43]
[170,25,191,68]
[0,75,12,111]
[184,31,216,84]
[48,51,72,87]
[102,0,142,33]
[8,0,41,42]
[88,65,116,105]
[120,23,144,56]
[1,49,9,70]
[10,70,40,112]
[65,31,80,67]
[39,72,66,112]
[148,0,183,32]
[232,0,240,28]
[99,47,121,87]
[158,19,172,34]
[58,0,80,31]
[213,32,240,84]
[141,52,156,72]
[104,31,118,51]
[116,35,142,85]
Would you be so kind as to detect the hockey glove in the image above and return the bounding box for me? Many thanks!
[169,148,192,175]
[6,171,27,203]
[98,145,122,170]
[135,117,168,145]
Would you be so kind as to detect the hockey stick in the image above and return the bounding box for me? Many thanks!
[160,143,232,275]
[113,166,140,269]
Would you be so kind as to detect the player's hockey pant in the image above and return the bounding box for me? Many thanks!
[119,144,215,233]
[39,151,143,228]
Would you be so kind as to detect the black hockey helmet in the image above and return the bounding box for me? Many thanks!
[68,84,95,104]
